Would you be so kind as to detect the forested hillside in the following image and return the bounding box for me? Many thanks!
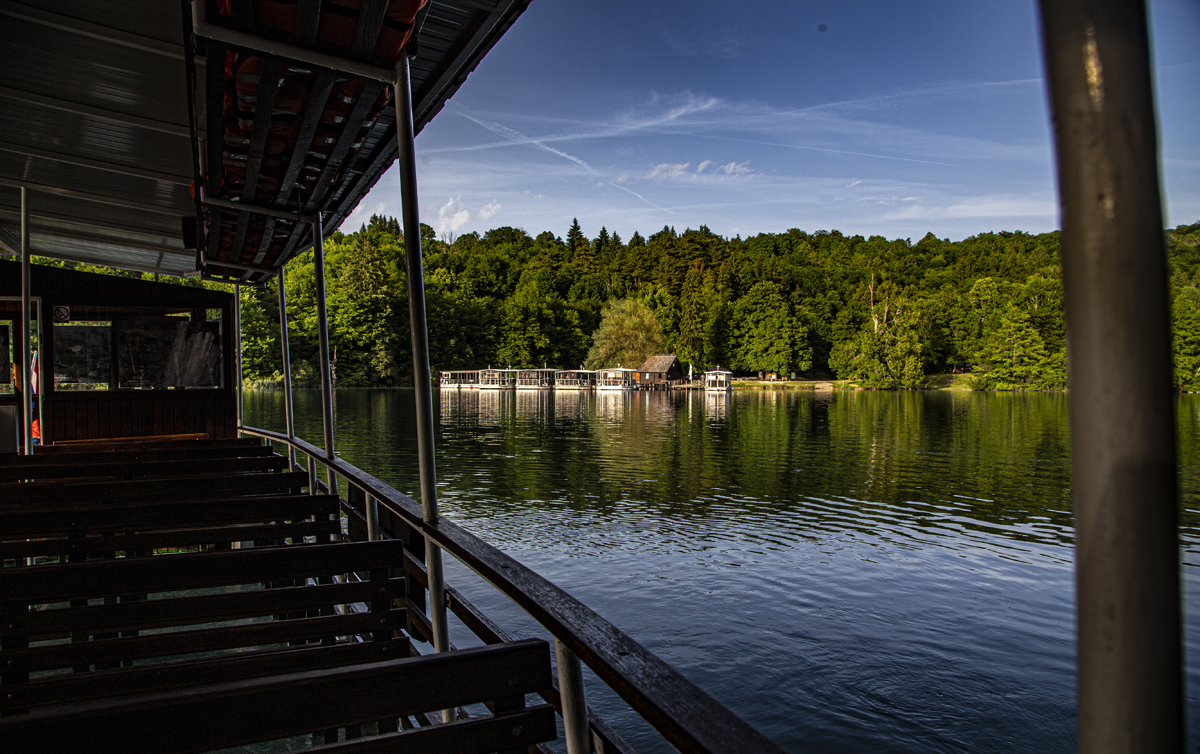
[225,216,1200,391]
[43,216,1195,390]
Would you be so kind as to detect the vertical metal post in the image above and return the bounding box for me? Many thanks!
[366,494,380,541]
[554,638,591,754]
[1037,2,1182,752]
[395,54,450,696]
[307,455,318,496]
[276,269,297,471]
[20,187,32,455]
[234,283,244,433]
[312,212,338,496]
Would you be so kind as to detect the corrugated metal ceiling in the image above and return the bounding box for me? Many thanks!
[0,0,530,281]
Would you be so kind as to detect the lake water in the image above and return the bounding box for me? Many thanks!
[243,388,1200,753]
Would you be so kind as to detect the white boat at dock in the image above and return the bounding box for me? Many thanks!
[597,367,638,391]
[516,368,558,390]
[440,370,479,389]
[704,368,734,392]
[479,368,518,389]
[555,369,597,390]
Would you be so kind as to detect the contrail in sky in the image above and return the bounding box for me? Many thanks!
[457,112,674,214]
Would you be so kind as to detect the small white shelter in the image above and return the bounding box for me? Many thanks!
[703,368,733,392]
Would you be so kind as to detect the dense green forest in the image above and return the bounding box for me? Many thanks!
[42,217,1200,390]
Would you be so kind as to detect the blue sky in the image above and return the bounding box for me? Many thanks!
[344,0,1200,243]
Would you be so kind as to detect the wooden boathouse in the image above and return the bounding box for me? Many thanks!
[0,0,1186,751]
[636,354,686,388]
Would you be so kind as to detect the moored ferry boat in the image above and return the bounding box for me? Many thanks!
[555,368,597,390]
[597,367,638,391]
[478,367,518,389]
[439,370,479,389]
[516,368,557,390]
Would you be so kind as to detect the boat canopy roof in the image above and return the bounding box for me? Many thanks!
[0,0,530,282]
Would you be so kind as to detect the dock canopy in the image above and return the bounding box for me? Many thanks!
[0,0,531,281]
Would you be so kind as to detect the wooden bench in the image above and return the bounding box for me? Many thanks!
[1,640,557,754]
[0,451,286,482]
[48,432,209,446]
[0,493,342,562]
[0,470,309,506]
[1,541,409,699]
[33,437,263,454]
[0,442,274,470]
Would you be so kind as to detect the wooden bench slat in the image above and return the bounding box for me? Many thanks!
[0,520,339,561]
[4,609,408,675]
[5,577,404,640]
[0,444,275,468]
[0,640,553,753]
[49,432,208,446]
[311,706,558,754]
[2,640,405,713]
[33,437,261,455]
[0,494,340,539]
[2,540,405,603]
[0,455,288,482]
[0,471,309,506]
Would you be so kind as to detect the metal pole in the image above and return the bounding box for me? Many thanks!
[234,283,244,433]
[276,269,297,471]
[20,187,32,455]
[366,494,380,542]
[1037,2,1182,752]
[395,54,451,693]
[554,638,592,754]
[312,212,338,496]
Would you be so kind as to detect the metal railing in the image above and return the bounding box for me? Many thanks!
[240,424,785,754]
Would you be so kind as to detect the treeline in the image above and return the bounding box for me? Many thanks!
[213,216,1200,390]
[32,216,1200,390]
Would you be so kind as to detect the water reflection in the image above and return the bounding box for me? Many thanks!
[704,390,729,420]
[553,390,589,421]
[243,388,1200,754]
[515,389,553,421]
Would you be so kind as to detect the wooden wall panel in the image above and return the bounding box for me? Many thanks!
[43,392,236,443]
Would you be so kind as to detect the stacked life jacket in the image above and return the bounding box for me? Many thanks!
[199,0,425,271]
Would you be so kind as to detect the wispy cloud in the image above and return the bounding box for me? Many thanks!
[646,162,691,179]
[428,80,1046,171]
[435,196,503,238]
[456,112,675,213]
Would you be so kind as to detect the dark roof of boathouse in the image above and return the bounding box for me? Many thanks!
[638,355,683,375]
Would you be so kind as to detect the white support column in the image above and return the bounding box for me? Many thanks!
[394,54,451,712]
[277,269,297,471]
[555,638,592,754]
[234,282,244,432]
[312,212,338,496]
[20,187,32,455]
